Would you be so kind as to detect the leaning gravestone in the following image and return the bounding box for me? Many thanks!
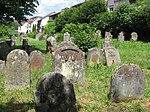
[130,32,138,41]
[108,64,145,102]
[34,72,78,112]
[46,36,57,53]
[53,32,85,85]
[118,32,125,43]
[87,48,103,66]
[104,47,121,66]
[5,49,30,90]
[30,50,45,72]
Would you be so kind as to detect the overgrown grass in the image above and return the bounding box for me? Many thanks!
[0,38,150,112]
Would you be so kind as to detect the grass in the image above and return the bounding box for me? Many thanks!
[0,38,150,112]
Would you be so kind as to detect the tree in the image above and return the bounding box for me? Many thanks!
[55,0,107,32]
[0,0,39,23]
[45,21,56,36]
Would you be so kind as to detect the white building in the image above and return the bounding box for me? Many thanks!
[18,17,42,34]
[37,12,60,33]
[107,0,136,11]
[18,22,28,34]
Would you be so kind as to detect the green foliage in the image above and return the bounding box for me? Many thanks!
[0,23,18,41]
[27,32,36,39]
[91,0,150,41]
[55,0,107,32]
[0,0,39,23]
[44,21,56,36]
[62,23,98,52]
[32,24,37,33]
[91,12,113,36]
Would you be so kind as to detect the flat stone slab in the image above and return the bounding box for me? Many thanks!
[108,64,145,102]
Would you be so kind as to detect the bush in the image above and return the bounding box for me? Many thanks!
[55,0,107,32]
[27,32,36,39]
[44,21,56,37]
[61,23,98,53]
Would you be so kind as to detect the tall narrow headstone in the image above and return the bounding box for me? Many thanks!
[108,64,145,102]
[53,32,85,84]
[30,50,45,72]
[5,49,30,90]
[118,32,125,43]
[104,47,121,66]
[105,32,112,44]
[34,72,78,112]
[46,36,57,53]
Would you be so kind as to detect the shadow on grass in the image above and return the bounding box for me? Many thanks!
[0,99,35,112]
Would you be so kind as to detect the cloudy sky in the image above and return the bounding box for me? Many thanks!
[32,0,85,17]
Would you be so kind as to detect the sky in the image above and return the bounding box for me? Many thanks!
[32,0,85,17]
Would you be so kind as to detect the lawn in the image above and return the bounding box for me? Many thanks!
[0,38,150,112]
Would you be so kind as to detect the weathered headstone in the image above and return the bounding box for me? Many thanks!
[11,35,17,46]
[34,72,78,112]
[104,47,121,66]
[118,32,125,43]
[108,64,145,102]
[53,33,85,84]
[105,32,112,43]
[30,50,45,72]
[87,48,103,66]
[5,49,30,90]
[130,32,138,41]
[0,42,11,60]
[46,36,57,53]
[0,60,5,74]
[64,32,70,41]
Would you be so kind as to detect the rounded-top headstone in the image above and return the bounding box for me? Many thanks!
[30,50,45,72]
[34,72,78,112]
[5,49,30,90]
[108,64,145,102]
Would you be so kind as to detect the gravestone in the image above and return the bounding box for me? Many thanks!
[94,30,102,39]
[104,47,121,66]
[105,32,112,44]
[0,60,5,74]
[108,64,145,102]
[22,38,28,50]
[11,35,17,46]
[34,72,78,112]
[30,50,45,72]
[46,36,57,53]
[5,49,30,90]
[53,32,85,84]
[118,32,125,43]
[64,32,70,41]
[0,42,11,60]
[87,48,103,66]
[131,32,138,41]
